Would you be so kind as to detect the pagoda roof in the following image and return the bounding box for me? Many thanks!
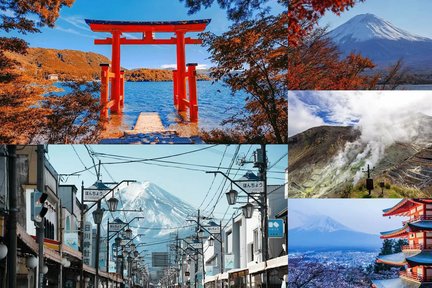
[408,221,432,231]
[383,199,432,217]
[406,251,432,266]
[372,278,421,288]
[85,19,211,33]
[376,252,406,266]
[381,224,409,239]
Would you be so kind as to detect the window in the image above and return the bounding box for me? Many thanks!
[66,216,71,232]
[253,229,260,252]
[226,232,233,254]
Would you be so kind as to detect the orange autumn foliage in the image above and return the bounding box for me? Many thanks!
[288,0,363,47]
[288,32,378,90]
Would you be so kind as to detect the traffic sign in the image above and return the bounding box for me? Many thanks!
[235,180,265,193]
[205,226,220,234]
[268,219,285,238]
[83,188,107,202]
[109,223,126,232]
[190,242,202,249]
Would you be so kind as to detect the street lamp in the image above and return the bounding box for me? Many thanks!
[208,236,215,247]
[0,243,7,260]
[107,195,119,212]
[242,203,254,219]
[125,227,133,239]
[197,227,205,238]
[225,189,238,205]
[92,208,104,225]
[130,243,136,252]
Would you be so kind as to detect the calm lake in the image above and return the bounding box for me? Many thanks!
[58,81,247,131]
[121,81,246,130]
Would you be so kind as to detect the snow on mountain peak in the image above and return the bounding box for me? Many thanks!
[289,210,353,233]
[102,182,196,237]
[329,13,430,43]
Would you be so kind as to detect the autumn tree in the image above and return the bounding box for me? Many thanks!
[288,29,379,90]
[181,0,287,22]
[42,82,103,143]
[181,0,288,143]
[288,0,363,47]
[1,0,104,144]
[200,13,287,143]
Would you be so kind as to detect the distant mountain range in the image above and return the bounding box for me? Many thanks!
[288,114,432,198]
[7,47,210,81]
[328,13,432,71]
[289,210,381,251]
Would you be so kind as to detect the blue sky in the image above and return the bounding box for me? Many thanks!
[2,0,284,69]
[47,144,287,220]
[289,199,405,234]
[288,91,432,136]
[319,0,432,37]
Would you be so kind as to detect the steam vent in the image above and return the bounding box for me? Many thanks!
[372,199,432,288]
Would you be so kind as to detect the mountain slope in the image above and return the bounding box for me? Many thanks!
[288,211,381,250]
[288,115,432,198]
[328,14,432,70]
[110,182,196,237]
[8,47,210,81]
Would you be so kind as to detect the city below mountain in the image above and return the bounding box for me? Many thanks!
[7,47,210,82]
[328,13,432,71]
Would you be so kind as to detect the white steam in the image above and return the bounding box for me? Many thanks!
[289,91,432,192]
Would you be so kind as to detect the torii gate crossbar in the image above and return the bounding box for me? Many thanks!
[85,19,211,123]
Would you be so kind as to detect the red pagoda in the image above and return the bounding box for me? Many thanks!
[372,199,432,288]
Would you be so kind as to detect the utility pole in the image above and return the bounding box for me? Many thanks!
[257,144,269,287]
[7,145,17,288]
[37,145,46,288]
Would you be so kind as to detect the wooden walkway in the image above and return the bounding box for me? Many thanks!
[125,112,166,134]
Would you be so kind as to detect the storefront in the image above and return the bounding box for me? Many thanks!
[227,268,248,288]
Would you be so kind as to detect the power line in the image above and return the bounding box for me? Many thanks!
[197,145,228,210]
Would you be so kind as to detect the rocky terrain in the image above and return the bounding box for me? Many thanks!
[288,116,432,198]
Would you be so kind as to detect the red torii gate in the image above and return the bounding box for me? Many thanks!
[85,19,211,123]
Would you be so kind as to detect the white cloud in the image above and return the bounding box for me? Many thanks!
[54,25,96,39]
[288,91,325,136]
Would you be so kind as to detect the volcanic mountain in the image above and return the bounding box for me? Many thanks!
[288,210,381,250]
[288,115,432,198]
[101,182,197,279]
[328,13,432,70]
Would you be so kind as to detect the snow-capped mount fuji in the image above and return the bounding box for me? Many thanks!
[101,181,197,251]
[329,13,429,43]
[328,14,432,70]
[288,210,381,250]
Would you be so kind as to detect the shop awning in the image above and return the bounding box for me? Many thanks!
[83,264,96,275]
[248,261,266,275]
[219,272,229,280]
[17,223,61,263]
[17,223,38,252]
[204,274,219,284]
[62,244,82,260]
[228,267,249,279]
[266,255,288,270]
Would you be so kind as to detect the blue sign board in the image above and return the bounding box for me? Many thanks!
[268,219,284,238]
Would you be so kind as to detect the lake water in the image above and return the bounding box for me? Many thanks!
[113,81,246,130]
